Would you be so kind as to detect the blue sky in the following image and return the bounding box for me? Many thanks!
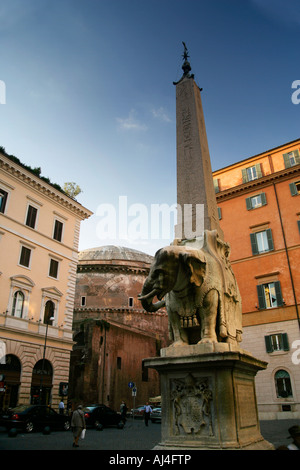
[0,0,299,255]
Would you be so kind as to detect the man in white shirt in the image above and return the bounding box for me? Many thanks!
[144,403,152,427]
[59,399,65,415]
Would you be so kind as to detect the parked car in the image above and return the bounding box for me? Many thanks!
[0,405,71,433]
[150,407,161,423]
[130,405,145,418]
[83,404,124,429]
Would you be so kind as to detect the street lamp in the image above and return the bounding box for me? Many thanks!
[39,316,54,405]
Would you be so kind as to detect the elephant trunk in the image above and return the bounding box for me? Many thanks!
[138,279,165,312]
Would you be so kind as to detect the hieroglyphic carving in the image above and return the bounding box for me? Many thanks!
[171,373,214,436]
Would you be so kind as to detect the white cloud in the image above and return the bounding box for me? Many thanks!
[116,109,147,131]
[151,107,171,123]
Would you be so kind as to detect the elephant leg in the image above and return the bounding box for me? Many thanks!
[169,309,189,345]
[198,289,218,344]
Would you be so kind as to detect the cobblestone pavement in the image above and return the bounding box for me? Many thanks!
[0,418,299,451]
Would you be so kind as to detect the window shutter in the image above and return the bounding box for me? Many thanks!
[283,153,291,168]
[289,182,298,196]
[242,168,248,183]
[274,281,283,306]
[217,207,222,220]
[255,163,262,178]
[266,228,274,251]
[250,233,259,255]
[282,333,289,351]
[298,220,300,234]
[265,335,273,353]
[246,197,252,210]
[261,192,267,206]
[257,284,266,309]
[250,233,258,255]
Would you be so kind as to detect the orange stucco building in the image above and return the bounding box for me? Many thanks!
[214,138,300,419]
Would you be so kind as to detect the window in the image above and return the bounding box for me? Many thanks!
[12,291,24,318]
[53,219,63,242]
[43,300,55,324]
[49,259,59,279]
[242,164,262,183]
[275,370,293,398]
[283,149,300,168]
[19,246,31,268]
[246,193,267,210]
[289,180,300,196]
[265,333,289,353]
[257,281,284,309]
[213,179,220,193]
[25,205,38,229]
[250,229,274,255]
[142,364,148,382]
[81,296,86,307]
[0,189,8,213]
[128,297,134,308]
[117,357,122,370]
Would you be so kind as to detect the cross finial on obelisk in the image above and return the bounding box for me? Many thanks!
[174,43,223,241]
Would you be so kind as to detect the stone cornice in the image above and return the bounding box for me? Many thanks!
[216,164,300,202]
[0,154,93,220]
[77,263,150,275]
[74,306,167,316]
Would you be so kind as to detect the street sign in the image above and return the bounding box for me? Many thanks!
[132,387,137,397]
[128,381,134,388]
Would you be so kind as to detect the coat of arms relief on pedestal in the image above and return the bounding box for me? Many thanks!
[171,373,214,437]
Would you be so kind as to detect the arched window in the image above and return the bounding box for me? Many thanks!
[12,291,24,318]
[31,359,53,405]
[43,300,55,325]
[275,369,293,398]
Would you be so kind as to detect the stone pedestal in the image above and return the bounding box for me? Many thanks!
[143,343,274,450]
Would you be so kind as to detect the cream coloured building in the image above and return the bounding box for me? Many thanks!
[0,150,92,409]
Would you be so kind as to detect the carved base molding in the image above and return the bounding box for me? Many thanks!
[143,347,274,450]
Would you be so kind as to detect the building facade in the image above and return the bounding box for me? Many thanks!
[0,150,92,410]
[70,245,169,412]
[214,138,300,419]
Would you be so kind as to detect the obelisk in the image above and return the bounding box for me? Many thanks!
[142,45,274,450]
[174,43,223,241]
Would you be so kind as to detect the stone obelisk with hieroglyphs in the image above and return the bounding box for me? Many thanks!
[174,43,223,241]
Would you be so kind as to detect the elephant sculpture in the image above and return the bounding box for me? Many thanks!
[138,230,242,346]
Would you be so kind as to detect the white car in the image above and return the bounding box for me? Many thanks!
[150,407,161,423]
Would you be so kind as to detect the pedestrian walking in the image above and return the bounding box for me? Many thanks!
[71,404,86,448]
[59,399,64,415]
[143,402,152,426]
[287,425,300,450]
[120,400,128,424]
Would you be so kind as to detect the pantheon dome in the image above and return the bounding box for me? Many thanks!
[70,245,168,409]
[78,245,154,264]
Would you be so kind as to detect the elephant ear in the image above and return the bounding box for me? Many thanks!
[180,251,206,287]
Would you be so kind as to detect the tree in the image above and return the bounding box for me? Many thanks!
[63,182,82,199]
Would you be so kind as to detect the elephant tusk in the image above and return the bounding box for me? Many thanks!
[138,289,158,301]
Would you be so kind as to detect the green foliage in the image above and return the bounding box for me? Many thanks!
[0,146,69,196]
[63,182,82,199]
